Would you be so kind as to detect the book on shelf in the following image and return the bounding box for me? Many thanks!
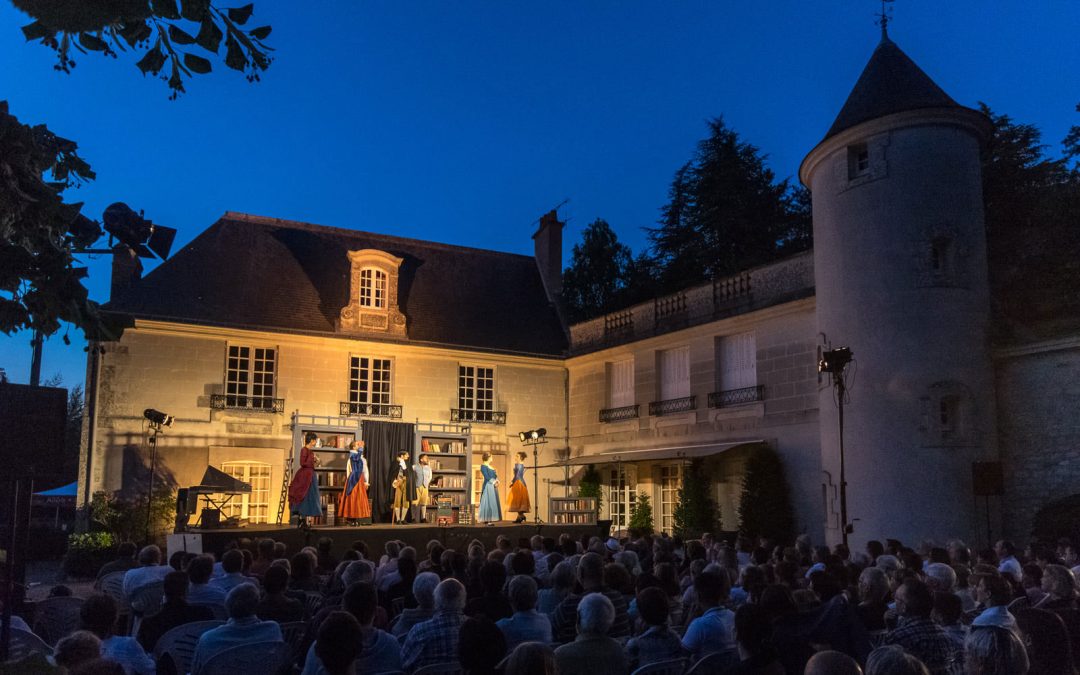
[421,438,463,454]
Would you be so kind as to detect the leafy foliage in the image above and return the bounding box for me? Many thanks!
[576,464,603,514]
[647,117,811,294]
[90,489,175,543]
[980,103,1080,341]
[673,458,720,539]
[737,445,795,544]
[561,219,634,323]
[628,492,654,536]
[0,102,111,338]
[63,530,116,577]
[12,0,273,98]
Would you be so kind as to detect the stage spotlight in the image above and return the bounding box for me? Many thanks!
[518,431,528,442]
[103,202,177,260]
[818,346,853,374]
[143,408,174,427]
[536,428,546,438]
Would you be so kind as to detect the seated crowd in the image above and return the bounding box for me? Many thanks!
[6,531,1080,675]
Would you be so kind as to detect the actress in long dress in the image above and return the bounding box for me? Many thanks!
[337,440,371,525]
[478,452,502,524]
[507,451,531,524]
[288,432,322,528]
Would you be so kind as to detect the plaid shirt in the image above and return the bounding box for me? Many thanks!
[883,617,962,675]
[402,609,466,672]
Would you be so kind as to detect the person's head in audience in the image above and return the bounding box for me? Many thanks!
[167,551,186,571]
[341,560,375,587]
[225,582,260,620]
[1042,564,1077,602]
[932,591,962,627]
[636,587,671,628]
[218,549,243,575]
[162,570,190,603]
[510,550,535,578]
[576,552,605,592]
[54,631,102,671]
[263,565,290,596]
[508,575,538,614]
[759,584,797,621]
[435,578,467,613]
[315,611,363,675]
[865,645,930,675]
[318,536,333,556]
[805,650,863,675]
[550,561,574,593]
[187,554,214,585]
[291,551,315,583]
[867,540,885,561]
[925,562,957,593]
[342,581,378,627]
[80,594,118,639]
[350,539,369,560]
[398,556,418,584]
[137,545,161,567]
[413,572,440,610]
[480,560,507,596]
[695,570,729,609]
[505,642,555,675]
[69,658,126,675]
[895,578,934,621]
[603,562,632,596]
[576,592,615,638]
[257,538,275,561]
[859,566,889,605]
[965,626,1029,675]
[460,616,507,675]
[48,584,72,597]
[1015,607,1075,675]
[115,542,137,561]
[976,573,1012,609]
[654,562,679,597]
[733,603,773,661]
[273,541,287,559]
[385,540,401,561]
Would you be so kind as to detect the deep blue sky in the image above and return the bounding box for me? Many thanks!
[1,1,1077,388]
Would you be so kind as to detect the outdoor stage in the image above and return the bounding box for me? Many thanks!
[183,522,607,557]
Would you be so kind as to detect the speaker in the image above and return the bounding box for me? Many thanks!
[972,461,1004,496]
[202,508,221,529]
[0,383,68,482]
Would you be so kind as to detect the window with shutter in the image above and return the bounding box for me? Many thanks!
[659,347,690,400]
[718,333,757,391]
[607,360,635,408]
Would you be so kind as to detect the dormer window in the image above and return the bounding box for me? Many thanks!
[848,143,870,179]
[339,249,407,337]
[360,268,387,309]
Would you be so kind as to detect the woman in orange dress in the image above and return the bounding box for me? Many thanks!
[507,451,531,524]
[337,440,372,525]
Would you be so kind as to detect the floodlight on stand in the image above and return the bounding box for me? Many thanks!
[143,408,174,427]
[518,431,528,442]
[818,346,853,374]
[103,202,177,260]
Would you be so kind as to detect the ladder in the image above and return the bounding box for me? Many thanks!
[275,456,294,524]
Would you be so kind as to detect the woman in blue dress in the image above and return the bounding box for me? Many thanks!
[478,452,502,524]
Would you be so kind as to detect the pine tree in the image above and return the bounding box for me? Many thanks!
[672,459,720,539]
[628,493,655,536]
[737,445,795,543]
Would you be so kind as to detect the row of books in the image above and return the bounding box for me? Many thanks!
[432,491,468,507]
[421,438,465,454]
[434,475,467,488]
[552,513,596,524]
[550,498,597,512]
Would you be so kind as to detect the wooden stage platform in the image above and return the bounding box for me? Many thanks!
[180,522,607,557]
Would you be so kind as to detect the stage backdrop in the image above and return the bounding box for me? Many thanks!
[364,420,415,522]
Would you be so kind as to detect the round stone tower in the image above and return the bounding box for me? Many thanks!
[800,31,998,548]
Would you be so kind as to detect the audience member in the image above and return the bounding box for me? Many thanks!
[681,570,736,660]
[964,626,1029,675]
[249,538,276,578]
[804,649,863,675]
[210,550,252,594]
[459,616,508,675]
[191,583,283,673]
[1014,608,1075,675]
[972,573,1018,632]
[255,564,306,623]
[392,572,439,640]
[122,545,170,598]
[882,578,960,675]
[80,594,155,675]
[727,603,781,674]
[136,570,215,651]
[865,645,930,675]
[54,631,104,672]
[551,553,630,643]
[402,578,468,671]
[554,593,628,675]
[504,642,557,675]
[304,583,401,675]
[96,543,139,580]
[626,586,685,668]
[307,611,361,675]
[186,554,226,606]
[496,575,552,650]
[537,561,573,615]
[466,560,513,621]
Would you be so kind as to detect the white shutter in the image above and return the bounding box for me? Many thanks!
[659,347,690,400]
[608,360,635,408]
[719,333,756,391]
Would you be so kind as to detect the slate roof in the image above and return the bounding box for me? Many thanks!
[104,213,568,357]
[824,34,960,139]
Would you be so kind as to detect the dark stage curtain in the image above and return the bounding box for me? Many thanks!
[363,420,415,522]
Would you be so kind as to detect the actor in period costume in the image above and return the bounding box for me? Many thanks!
[288,432,322,528]
[478,452,502,525]
[389,450,415,524]
[337,440,372,525]
[412,453,432,523]
[507,451,531,524]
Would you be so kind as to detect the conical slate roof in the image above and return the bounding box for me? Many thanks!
[824,34,959,139]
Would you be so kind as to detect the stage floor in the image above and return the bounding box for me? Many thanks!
[183,521,606,557]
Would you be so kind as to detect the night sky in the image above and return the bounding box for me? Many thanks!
[1,1,1077,387]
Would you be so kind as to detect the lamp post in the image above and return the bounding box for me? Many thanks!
[819,346,854,548]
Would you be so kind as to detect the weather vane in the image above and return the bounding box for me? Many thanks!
[875,0,895,38]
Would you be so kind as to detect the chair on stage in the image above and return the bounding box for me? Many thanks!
[31,595,84,646]
[197,641,292,675]
[631,658,687,675]
[153,620,224,675]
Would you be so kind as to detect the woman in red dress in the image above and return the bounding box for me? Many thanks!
[288,432,322,528]
[337,440,372,525]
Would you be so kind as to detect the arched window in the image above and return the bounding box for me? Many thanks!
[359,268,387,308]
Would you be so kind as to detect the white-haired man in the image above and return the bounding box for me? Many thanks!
[554,593,628,675]
[402,578,467,671]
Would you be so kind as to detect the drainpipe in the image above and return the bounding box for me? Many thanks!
[82,343,102,510]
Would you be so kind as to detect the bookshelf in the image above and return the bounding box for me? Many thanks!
[415,422,472,523]
[549,497,598,525]
[290,413,363,526]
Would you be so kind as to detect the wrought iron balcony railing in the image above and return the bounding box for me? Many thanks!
[708,385,765,409]
[648,395,697,417]
[340,402,403,419]
[210,394,285,413]
[599,404,639,423]
[450,408,507,425]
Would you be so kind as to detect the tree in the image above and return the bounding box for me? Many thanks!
[561,219,634,323]
[980,103,1080,341]
[12,0,273,98]
[672,459,720,539]
[628,493,654,536]
[647,117,811,294]
[64,383,84,480]
[737,445,794,543]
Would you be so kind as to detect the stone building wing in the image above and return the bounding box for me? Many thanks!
[104,212,568,356]
[824,35,960,140]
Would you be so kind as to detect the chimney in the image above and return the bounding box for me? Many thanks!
[533,209,564,303]
[110,245,143,299]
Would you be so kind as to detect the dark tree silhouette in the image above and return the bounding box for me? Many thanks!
[737,445,795,543]
[673,458,720,539]
[561,219,635,323]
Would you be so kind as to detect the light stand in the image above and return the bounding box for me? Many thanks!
[142,409,174,542]
[518,429,548,525]
[819,346,854,548]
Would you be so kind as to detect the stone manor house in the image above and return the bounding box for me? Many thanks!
[77,33,1080,547]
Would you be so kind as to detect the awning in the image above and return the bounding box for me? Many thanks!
[561,439,766,466]
[33,482,78,497]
